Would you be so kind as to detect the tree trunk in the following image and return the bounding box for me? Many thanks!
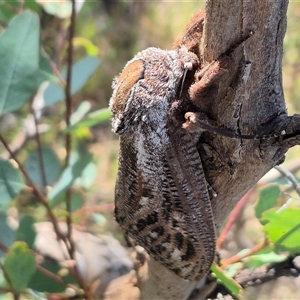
[137,0,300,299]
[202,0,290,228]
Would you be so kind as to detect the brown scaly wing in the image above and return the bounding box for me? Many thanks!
[114,123,216,281]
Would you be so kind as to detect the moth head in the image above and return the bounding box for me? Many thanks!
[109,59,145,134]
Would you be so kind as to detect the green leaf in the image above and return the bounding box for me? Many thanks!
[4,241,36,292]
[0,212,16,257]
[70,192,83,212]
[244,252,286,268]
[0,159,24,207]
[73,37,99,56]
[0,11,40,115]
[43,56,100,106]
[211,263,242,297]
[48,190,84,210]
[66,107,111,132]
[26,289,47,300]
[48,150,92,201]
[70,101,91,125]
[24,146,61,189]
[255,184,281,220]
[16,216,36,248]
[28,260,74,293]
[262,207,300,253]
[38,51,56,83]
[75,160,97,189]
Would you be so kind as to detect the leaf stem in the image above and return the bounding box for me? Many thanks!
[220,238,269,269]
[274,166,300,196]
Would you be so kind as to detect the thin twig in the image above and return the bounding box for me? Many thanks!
[62,0,88,292]
[50,60,67,87]
[220,238,269,269]
[274,166,300,196]
[217,189,253,249]
[17,0,24,13]
[0,134,65,242]
[64,0,76,262]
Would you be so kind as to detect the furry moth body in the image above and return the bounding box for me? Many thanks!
[109,11,217,281]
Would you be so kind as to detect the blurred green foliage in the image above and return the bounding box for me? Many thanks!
[283,2,300,113]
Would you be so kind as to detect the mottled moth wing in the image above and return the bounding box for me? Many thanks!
[115,124,216,281]
[110,46,216,281]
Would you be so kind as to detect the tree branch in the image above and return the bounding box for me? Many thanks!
[65,0,76,263]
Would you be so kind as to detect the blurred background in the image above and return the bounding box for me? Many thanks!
[0,1,300,299]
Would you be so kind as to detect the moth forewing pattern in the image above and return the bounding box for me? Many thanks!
[109,11,217,281]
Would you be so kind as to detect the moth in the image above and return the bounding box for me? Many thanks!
[109,10,218,282]
[109,10,258,281]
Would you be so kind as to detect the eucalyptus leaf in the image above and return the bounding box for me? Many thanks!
[66,107,111,132]
[28,260,74,293]
[48,150,92,201]
[17,216,36,248]
[24,146,61,189]
[0,11,40,115]
[70,101,91,125]
[43,56,100,106]
[0,212,16,257]
[4,241,36,292]
[0,159,24,207]
[262,207,300,253]
[244,252,286,268]
[255,184,281,220]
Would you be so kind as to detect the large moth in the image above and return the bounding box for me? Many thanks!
[109,6,291,282]
[110,11,259,281]
[109,11,218,281]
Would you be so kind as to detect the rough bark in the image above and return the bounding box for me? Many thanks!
[136,0,300,299]
[202,0,290,228]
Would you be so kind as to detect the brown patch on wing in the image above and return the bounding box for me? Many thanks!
[112,59,145,114]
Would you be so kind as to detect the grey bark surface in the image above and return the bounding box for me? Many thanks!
[202,0,290,227]
[138,0,300,299]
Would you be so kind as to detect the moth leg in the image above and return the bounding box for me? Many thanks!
[183,111,257,139]
[183,111,211,134]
